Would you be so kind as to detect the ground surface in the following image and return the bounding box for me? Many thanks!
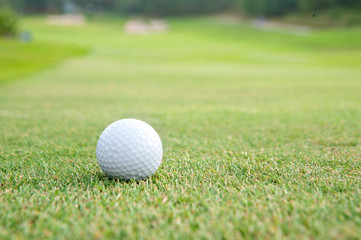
[0,38,87,84]
[0,17,360,239]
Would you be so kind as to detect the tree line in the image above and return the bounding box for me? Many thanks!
[1,0,360,16]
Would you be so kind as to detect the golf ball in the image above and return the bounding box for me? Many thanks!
[96,119,163,180]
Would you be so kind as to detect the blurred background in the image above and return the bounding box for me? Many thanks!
[1,0,360,84]
[1,0,361,20]
[1,0,361,28]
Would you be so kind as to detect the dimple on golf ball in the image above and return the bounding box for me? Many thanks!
[96,119,163,180]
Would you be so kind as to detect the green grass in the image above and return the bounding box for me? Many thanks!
[0,16,360,239]
[0,38,88,83]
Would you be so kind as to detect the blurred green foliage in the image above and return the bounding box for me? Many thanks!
[115,0,233,16]
[234,0,361,16]
[0,8,18,36]
[0,0,360,17]
[298,0,359,11]
[234,0,298,16]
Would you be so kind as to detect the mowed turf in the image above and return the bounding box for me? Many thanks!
[0,17,360,239]
[0,39,88,83]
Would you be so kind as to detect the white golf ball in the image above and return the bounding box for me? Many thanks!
[96,119,163,180]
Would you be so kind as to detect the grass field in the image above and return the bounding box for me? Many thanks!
[0,16,360,239]
[0,38,87,84]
